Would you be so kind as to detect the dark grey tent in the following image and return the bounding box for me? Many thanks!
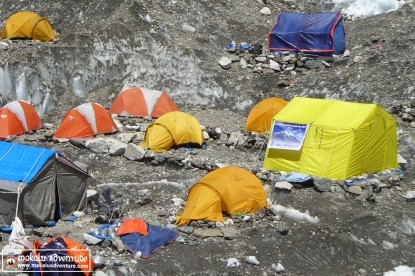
[0,141,88,226]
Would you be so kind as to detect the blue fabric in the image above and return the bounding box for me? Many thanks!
[88,224,113,241]
[0,226,12,233]
[279,172,313,183]
[269,12,345,54]
[0,141,56,183]
[119,223,180,258]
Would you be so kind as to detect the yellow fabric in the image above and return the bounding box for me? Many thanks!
[264,97,398,180]
[142,111,204,152]
[0,11,56,42]
[245,97,287,134]
[176,167,268,226]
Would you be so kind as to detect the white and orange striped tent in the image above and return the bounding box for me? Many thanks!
[109,87,179,118]
[0,100,41,140]
[54,103,119,139]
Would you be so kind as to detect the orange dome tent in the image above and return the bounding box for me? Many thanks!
[176,166,268,226]
[245,97,287,134]
[0,11,56,42]
[109,87,179,118]
[0,100,41,140]
[54,103,119,139]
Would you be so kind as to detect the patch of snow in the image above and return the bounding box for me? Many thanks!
[383,266,415,276]
[333,0,406,17]
[270,204,319,224]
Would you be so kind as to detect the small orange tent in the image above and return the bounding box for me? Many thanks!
[176,167,268,226]
[245,97,287,134]
[0,11,56,42]
[54,103,119,139]
[109,87,179,118]
[0,100,41,139]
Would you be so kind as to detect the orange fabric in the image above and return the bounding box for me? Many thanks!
[245,97,287,134]
[0,101,41,139]
[177,167,268,226]
[152,92,180,118]
[109,87,148,117]
[0,109,25,139]
[63,237,94,276]
[0,12,56,42]
[53,109,94,138]
[116,218,148,236]
[109,87,179,118]
[20,101,41,130]
[91,103,119,134]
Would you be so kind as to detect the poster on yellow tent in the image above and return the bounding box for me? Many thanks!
[267,122,309,150]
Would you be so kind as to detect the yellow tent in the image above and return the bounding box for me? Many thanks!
[245,97,287,134]
[176,166,268,226]
[142,111,204,152]
[0,11,56,42]
[264,97,398,180]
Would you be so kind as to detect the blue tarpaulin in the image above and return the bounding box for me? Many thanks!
[0,141,55,183]
[268,12,346,55]
[119,223,180,258]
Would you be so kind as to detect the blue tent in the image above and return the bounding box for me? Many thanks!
[268,12,346,55]
[0,142,88,226]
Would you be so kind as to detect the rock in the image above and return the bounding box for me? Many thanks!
[83,233,102,245]
[219,57,232,70]
[224,218,234,226]
[275,181,293,191]
[275,221,289,235]
[343,49,350,57]
[172,197,184,206]
[353,56,363,63]
[117,133,138,143]
[117,266,129,276]
[109,139,128,156]
[92,255,106,269]
[100,239,112,248]
[260,7,271,15]
[202,131,210,139]
[263,184,272,197]
[403,191,415,200]
[178,226,194,235]
[255,56,267,63]
[243,215,251,222]
[112,236,125,253]
[228,132,245,146]
[272,263,285,273]
[226,258,241,268]
[193,228,224,238]
[314,178,332,192]
[221,226,239,240]
[230,55,240,62]
[269,59,281,71]
[49,225,71,237]
[240,59,247,69]
[123,144,146,161]
[182,23,196,33]
[113,259,123,266]
[304,60,322,69]
[139,123,150,132]
[85,138,111,154]
[245,256,260,265]
[348,186,363,195]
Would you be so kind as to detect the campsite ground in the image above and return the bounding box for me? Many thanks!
[0,0,415,275]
